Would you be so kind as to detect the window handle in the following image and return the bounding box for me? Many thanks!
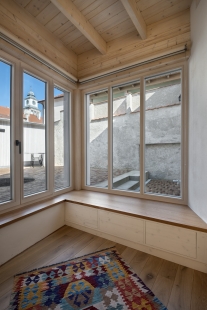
[15,140,21,154]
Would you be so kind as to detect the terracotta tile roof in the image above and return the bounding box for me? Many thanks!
[0,106,10,119]
[24,114,44,124]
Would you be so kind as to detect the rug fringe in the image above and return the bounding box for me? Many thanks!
[15,246,117,277]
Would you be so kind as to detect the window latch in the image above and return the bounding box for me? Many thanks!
[15,140,21,154]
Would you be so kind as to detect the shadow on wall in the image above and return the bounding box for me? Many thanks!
[89,85,181,183]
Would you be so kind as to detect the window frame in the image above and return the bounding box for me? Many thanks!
[83,61,188,205]
[53,83,72,193]
[0,50,74,213]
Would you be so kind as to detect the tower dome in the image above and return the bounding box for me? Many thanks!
[23,90,41,121]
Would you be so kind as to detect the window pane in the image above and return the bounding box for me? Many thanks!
[0,61,12,203]
[144,70,182,197]
[86,90,108,188]
[112,81,140,192]
[54,87,70,191]
[23,73,47,197]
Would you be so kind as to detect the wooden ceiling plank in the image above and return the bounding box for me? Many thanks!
[95,11,131,35]
[136,0,161,12]
[142,0,180,20]
[45,12,68,33]
[78,10,190,67]
[50,0,107,54]
[61,28,83,46]
[120,0,147,39]
[53,22,76,39]
[88,1,123,28]
[101,20,136,42]
[24,0,50,17]
[15,0,32,8]
[83,0,117,20]
[67,35,88,51]
[0,0,77,74]
[36,2,59,25]
[73,0,96,12]
[74,41,94,55]
[145,0,191,25]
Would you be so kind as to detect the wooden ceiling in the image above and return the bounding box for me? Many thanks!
[0,0,192,79]
[14,0,191,56]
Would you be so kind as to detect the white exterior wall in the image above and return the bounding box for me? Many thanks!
[0,119,10,167]
[23,123,45,163]
[189,0,207,223]
[0,99,65,167]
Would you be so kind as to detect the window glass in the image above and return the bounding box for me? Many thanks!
[23,72,47,197]
[54,87,70,191]
[112,81,140,192]
[86,90,108,188]
[144,70,182,197]
[0,61,12,203]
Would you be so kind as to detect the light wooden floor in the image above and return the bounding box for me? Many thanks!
[0,226,207,310]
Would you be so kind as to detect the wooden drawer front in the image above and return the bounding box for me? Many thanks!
[99,210,144,244]
[146,221,197,259]
[65,203,98,229]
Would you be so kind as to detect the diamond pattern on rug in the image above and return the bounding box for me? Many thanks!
[10,247,167,310]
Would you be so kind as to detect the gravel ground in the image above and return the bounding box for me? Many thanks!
[146,179,180,196]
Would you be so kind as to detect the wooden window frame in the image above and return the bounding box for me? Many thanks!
[83,61,188,205]
[0,49,74,213]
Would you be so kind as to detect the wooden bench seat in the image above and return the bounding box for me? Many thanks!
[1,190,207,232]
[1,190,207,272]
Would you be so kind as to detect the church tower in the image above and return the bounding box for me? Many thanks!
[23,90,41,120]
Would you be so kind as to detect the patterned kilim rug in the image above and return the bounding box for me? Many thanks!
[10,247,167,309]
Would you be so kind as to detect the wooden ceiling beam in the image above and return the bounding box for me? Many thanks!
[50,0,107,55]
[120,0,147,40]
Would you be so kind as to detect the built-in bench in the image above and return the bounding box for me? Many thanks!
[1,190,207,272]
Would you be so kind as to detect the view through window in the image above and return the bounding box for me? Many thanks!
[86,90,108,188]
[54,87,70,191]
[0,61,12,203]
[23,72,47,197]
[113,81,140,192]
[86,69,183,199]
[145,70,182,197]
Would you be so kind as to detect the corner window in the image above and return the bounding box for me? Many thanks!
[85,68,184,201]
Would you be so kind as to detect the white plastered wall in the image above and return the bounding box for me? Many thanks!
[0,203,65,265]
[188,0,207,223]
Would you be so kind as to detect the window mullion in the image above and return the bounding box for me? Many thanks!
[140,77,145,195]
[108,86,112,190]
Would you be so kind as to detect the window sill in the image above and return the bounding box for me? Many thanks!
[1,190,207,233]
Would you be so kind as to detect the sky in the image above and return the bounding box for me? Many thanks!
[0,60,63,109]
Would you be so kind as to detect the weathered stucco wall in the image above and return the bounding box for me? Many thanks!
[89,86,181,181]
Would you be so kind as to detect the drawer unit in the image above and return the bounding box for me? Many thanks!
[65,203,98,229]
[146,221,197,259]
[99,210,144,244]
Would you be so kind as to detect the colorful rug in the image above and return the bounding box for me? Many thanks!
[10,247,167,309]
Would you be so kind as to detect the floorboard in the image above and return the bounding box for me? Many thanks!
[168,265,194,310]
[0,225,206,310]
[190,270,207,310]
